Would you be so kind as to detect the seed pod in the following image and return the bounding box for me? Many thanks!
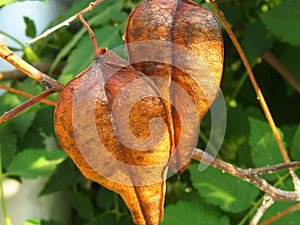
[125,0,224,173]
[54,49,171,225]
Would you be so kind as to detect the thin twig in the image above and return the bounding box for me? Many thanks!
[246,161,300,176]
[259,202,300,225]
[192,148,300,201]
[250,195,274,225]
[26,15,77,45]
[26,0,104,45]
[0,84,56,106]
[0,38,64,91]
[262,51,300,95]
[209,0,300,190]
[0,89,55,124]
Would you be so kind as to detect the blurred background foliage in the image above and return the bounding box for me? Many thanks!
[0,0,300,224]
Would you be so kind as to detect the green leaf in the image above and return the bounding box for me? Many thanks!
[92,1,125,26]
[11,107,38,139]
[49,1,125,74]
[279,47,300,78]
[0,123,17,169]
[6,149,68,179]
[24,16,36,38]
[249,117,287,181]
[161,200,230,225]
[24,219,63,225]
[23,46,40,63]
[62,26,123,76]
[67,190,94,220]
[291,124,300,160]
[241,20,274,63]
[261,0,300,46]
[96,187,115,210]
[10,78,42,137]
[40,158,82,195]
[189,163,260,213]
[0,0,46,7]
[31,106,55,136]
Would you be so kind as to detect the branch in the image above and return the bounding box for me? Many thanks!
[26,0,104,45]
[0,88,55,124]
[0,84,56,106]
[192,148,300,201]
[250,195,274,225]
[0,37,64,91]
[0,62,65,81]
[262,51,300,95]
[209,0,300,190]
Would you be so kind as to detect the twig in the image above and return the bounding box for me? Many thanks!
[259,202,300,225]
[250,195,274,225]
[192,148,300,201]
[247,161,300,175]
[209,0,300,190]
[0,62,65,81]
[262,51,300,95]
[26,0,104,45]
[0,84,56,106]
[0,88,55,124]
[0,38,64,91]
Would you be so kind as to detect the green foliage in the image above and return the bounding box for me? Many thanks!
[162,200,230,225]
[189,164,260,213]
[24,16,37,38]
[0,0,300,224]
[261,0,300,46]
[24,219,63,225]
[6,149,67,179]
[249,117,287,181]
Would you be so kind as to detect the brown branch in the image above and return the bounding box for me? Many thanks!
[0,88,55,124]
[262,51,300,95]
[0,38,64,91]
[259,202,300,225]
[209,0,300,189]
[0,62,65,81]
[192,148,300,201]
[0,84,56,106]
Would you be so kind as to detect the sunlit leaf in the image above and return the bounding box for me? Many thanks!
[40,158,82,195]
[6,149,68,179]
[189,164,260,213]
[249,117,287,181]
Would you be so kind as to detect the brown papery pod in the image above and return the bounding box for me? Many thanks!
[125,0,224,173]
[54,49,172,225]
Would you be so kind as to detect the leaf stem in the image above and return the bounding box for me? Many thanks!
[0,31,25,49]
[0,144,12,225]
